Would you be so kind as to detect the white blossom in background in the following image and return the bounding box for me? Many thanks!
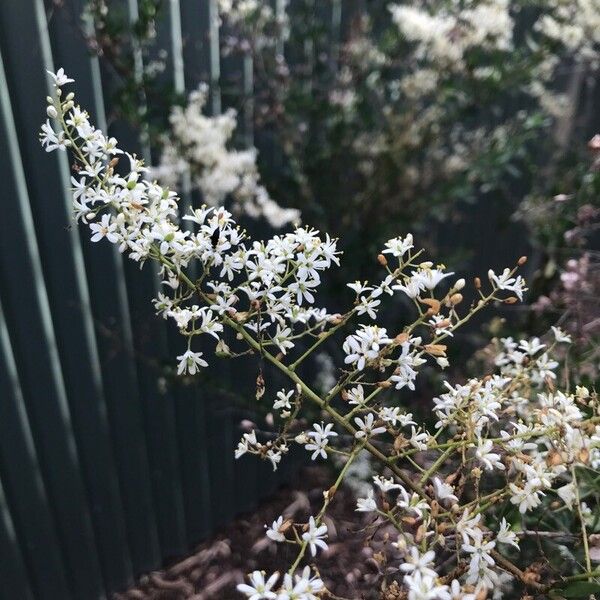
[388,1,513,72]
[152,84,300,229]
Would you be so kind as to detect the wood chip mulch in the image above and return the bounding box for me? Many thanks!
[114,466,396,600]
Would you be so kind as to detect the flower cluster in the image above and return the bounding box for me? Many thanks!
[42,72,599,600]
[152,84,299,228]
[388,0,513,71]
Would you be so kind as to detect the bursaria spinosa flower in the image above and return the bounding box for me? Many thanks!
[265,516,286,542]
[237,570,279,600]
[301,517,328,557]
[176,350,208,375]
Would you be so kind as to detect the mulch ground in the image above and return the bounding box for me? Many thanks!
[114,466,395,600]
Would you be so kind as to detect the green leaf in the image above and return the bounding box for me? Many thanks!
[558,581,600,598]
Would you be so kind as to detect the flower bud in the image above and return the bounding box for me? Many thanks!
[420,298,440,314]
[377,253,387,266]
[424,343,447,357]
[576,386,590,400]
[449,293,463,305]
[394,332,410,345]
[453,278,465,291]
[503,296,518,304]
[474,277,481,289]
[589,134,600,151]
[240,420,255,432]
[215,339,231,357]
[46,105,58,118]
[579,448,590,464]
[518,255,527,265]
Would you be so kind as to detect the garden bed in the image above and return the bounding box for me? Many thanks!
[114,466,389,599]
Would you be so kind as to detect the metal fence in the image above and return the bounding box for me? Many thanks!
[1,0,594,598]
[0,0,313,597]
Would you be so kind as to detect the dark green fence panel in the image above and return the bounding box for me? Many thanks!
[0,295,64,600]
[0,475,33,600]
[0,0,325,597]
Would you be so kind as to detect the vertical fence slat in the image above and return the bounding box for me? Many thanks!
[96,0,188,568]
[126,0,189,561]
[9,0,143,595]
[0,20,104,597]
[48,0,156,590]
[0,291,64,600]
[0,474,33,600]
[149,0,213,546]
[179,0,211,90]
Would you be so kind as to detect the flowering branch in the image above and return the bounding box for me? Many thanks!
[41,70,600,600]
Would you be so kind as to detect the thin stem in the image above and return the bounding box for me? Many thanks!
[573,467,592,577]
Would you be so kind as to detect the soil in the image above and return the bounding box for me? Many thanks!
[113,466,393,600]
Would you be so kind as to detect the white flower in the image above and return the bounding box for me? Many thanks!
[449,579,476,600]
[278,566,324,600]
[393,277,425,299]
[373,475,402,492]
[551,326,572,343]
[347,281,373,296]
[509,482,544,514]
[273,325,294,355]
[346,385,365,405]
[431,477,458,505]
[266,447,283,471]
[402,571,449,600]
[235,430,257,459]
[400,547,438,579]
[47,68,74,86]
[412,267,454,291]
[354,413,386,439]
[408,427,430,451]
[265,516,286,542]
[518,337,545,355]
[382,234,414,258]
[301,517,328,556]
[343,325,391,370]
[496,518,519,549]
[176,350,208,375]
[488,268,528,300]
[356,490,378,512]
[40,120,69,152]
[305,422,338,460]
[556,482,576,508]
[273,389,294,411]
[379,407,415,427]
[390,339,425,391]
[89,214,119,243]
[356,296,381,319]
[462,537,496,575]
[237,570,279,600]
[397,487,429,519]
[475,439,504,471]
